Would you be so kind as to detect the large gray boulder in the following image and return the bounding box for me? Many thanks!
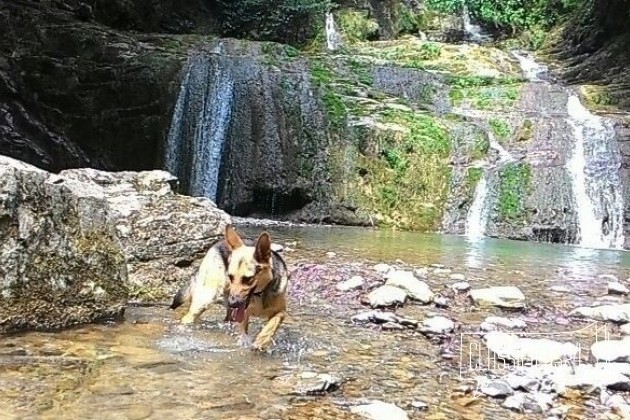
[0,156,128,332]
[60,168,231,298]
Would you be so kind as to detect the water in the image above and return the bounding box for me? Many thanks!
[511,50,548,82]
[465,172,489,239]
[461,4,492,44]
[165,53,235,201]
[3,226,629,419]
[325,12,342,52]
[566,94,625,249]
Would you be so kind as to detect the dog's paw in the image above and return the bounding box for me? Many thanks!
[253,336,272,351]
[180,314,196,324]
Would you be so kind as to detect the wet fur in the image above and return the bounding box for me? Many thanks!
[169,225,289,350]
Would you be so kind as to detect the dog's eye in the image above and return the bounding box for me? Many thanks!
[255,265,262,274]
[242,276,254,284]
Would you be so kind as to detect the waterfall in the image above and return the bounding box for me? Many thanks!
[565,95,625,249]
[511,51,548,82]
[461,4,491,44]
[465,131,515,240]
[164,53,235,202]
[325,12,342,51]
[466,171,489,239]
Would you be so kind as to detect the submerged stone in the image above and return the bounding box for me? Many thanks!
[470,286,526,309]
[350,401,408,420]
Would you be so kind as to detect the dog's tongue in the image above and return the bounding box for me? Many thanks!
[230,307,246,323]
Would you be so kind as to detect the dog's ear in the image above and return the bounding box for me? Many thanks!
[254,232,272,263]
[225,224,244,250]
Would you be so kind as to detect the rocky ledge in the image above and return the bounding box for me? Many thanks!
[0,155,230,332]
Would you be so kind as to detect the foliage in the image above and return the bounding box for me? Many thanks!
[489,118,511,140]
[212,0,331,45]
[448,76,521,110]
[309,60,347,127]
[336,9,379,43]
[497,162,531,220]
[471,133,489,160]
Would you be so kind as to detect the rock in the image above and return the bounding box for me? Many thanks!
[326,252,336,258]
[450,273,466,281]
[410,401,428,410]
[385,271,434,303]
[373,263,393,274]
[602,392,630,419]
[434,296,449,308]
[599,274,619,282]
[350,401,408,420]
[382,322,405,330]
[569,304,630,323]
[502,392,553,413]
[337,276,365,292]
[421,316,455,334]
[484,332,579,364]
[479,379,513,398]
[591,339,630,363]
[470,287,526,309]
[505,372,540,392]
[270,243,284,253]
[608,281,629,295]
[452,281,471,292]
[366,286,408,308]
[503,393,526,411]
[621,324,630,336]
[515,363,630,393]
[272,371,344,396]
[433,268,452,276]
[0,156,128,332]
[352,311,418,328]
[413,267,429,278]
[480,316,527,332]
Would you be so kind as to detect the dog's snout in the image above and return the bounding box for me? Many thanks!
[227,294,244,308]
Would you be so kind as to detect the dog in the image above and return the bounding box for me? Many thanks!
[169,224,289,350]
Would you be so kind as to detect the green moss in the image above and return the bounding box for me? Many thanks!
[466,167,483,187]
[379,109,451,157]
[489,118,512,140]
[497,162,531,220]
[418,42,442,60]
[310,60,347,127]
[337,9,380,43]
[347,58,374,86]
[471,133,490,160]
[398,3,428,34]
[447,75,522,110]
[517,119,534,142]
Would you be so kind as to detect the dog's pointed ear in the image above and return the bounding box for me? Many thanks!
[225,224,244,250]
[255,232,272,263]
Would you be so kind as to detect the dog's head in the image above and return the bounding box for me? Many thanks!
[224,224,273,317]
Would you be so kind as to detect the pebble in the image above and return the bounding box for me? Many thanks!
[479,379,514,398]
[469,286,526,309]
[421,316,455,334]
[373,263,393,273]
[366,285,408,308]
[451,281,471,292]
[449,273,466,281]
[336,276,365,292]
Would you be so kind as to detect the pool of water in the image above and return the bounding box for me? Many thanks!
[1,225,628,419]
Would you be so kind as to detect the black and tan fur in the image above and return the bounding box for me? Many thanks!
[170,225,289,350]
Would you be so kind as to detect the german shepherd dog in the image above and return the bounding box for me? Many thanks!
[169,225,289,350]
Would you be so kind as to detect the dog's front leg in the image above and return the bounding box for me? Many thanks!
[253,311,286,351]
[236,313,252,347]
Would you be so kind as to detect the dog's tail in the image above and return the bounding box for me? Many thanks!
[169,280,192,310]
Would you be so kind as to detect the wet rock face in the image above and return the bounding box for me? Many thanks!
[60,167,231,297]
[0,2,186,172]
[0,156,128,333]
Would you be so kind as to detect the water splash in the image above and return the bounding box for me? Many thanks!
[511,51,548,82]
[165,53,235,201]
[325,12,342,51]
[566,95,625,249]
[462,4,492,44]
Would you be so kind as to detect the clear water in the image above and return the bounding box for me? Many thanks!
[325,12,342,51]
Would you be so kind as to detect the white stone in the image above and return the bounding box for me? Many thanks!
[599,274,619,282]
[608,281,629,295]
[480,316,527,332]
[620,324,630,336]
[470,286,526,309]
[336,276,365,292]
[450,273,466,281]
[570,303,630,323]
[422,316,454,334]
[350,401,408,420]
[413,267,429,278]
[433,268,452,276]
[591,339,630,363]
[484,332,579,364]
[366,286,407,308]
[372,263,393,274]
[385,271,434,303]
[452,281,471,292]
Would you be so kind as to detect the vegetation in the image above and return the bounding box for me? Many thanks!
[497,162,531,220]
[489,118,511,141]
[471,133,490,160]
[448,76,521,110]
[336,9,379,43]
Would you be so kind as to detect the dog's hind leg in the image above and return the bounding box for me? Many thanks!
[180,286,218,324]
[253,310,286,351]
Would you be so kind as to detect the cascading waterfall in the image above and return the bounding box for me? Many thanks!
[465,133,515,240]
[511,51,548,82]
[164,53,235,202]
[461,4,491,43]
[325,12,342,51]
[566,95,625,249]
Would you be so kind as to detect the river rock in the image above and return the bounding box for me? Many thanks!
[373,263,393,274]
[480,316,527,332]
[591,339,630,363]
[514,363,630,393]
[479,379,514,398]
[503,392,553,413]
[621,324,630,336]
[599,274,619,282]
[421,316,455,334]
[484,332,579,364]
[470,286,526,309]
[350,401,408,420]
[385,271,434,303]
[272,371,343,396]
[366,286,408,308]
[569,303,630,323]
[0,156,128,332]
[608,281,629,295]
[602,392,630,419]
[450,273,466,281]
[505,372,540,392]
[352,311,418,328]
[60,168,231,297]
[452,281,471,292]
[413,267,429,278]
[337,276,365,292]
[433,268,452,276]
